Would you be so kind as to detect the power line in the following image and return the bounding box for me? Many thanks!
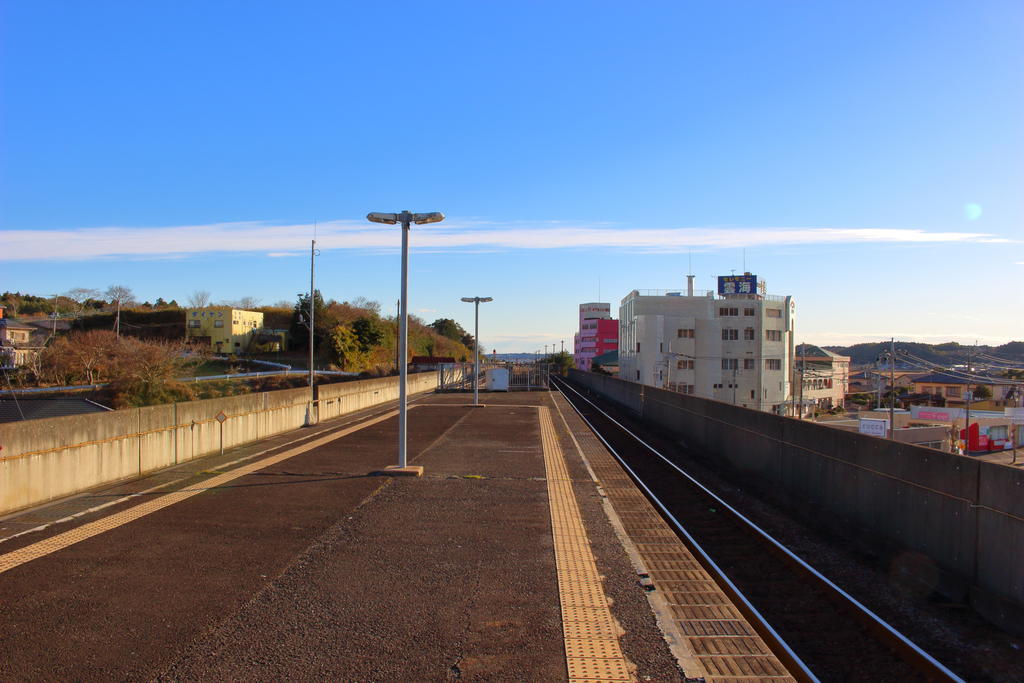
[897,351,1024,385]
[974,352,1024,367]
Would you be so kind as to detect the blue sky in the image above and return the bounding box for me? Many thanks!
[2,1,1021,351]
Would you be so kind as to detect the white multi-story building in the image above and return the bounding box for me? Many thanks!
[618,275,796,414]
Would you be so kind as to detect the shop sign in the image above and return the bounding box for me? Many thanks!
[912,406,963,421]
[859,419,888,437]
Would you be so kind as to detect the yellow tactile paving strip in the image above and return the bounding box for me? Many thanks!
[0,409,399,575]
[538,406,635,683]
[550,394,796,683]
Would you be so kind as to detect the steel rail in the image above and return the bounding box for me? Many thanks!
[552,375,962,682]
[552,377,817,682]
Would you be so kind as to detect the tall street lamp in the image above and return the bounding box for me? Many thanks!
[367,210,445,475]
[460,296,493,406]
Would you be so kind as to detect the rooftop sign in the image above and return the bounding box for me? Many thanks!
[718,274,757,295]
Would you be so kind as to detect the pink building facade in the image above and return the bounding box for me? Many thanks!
[574,303,618,371]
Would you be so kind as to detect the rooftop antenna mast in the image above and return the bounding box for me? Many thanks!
[686,250,695,296]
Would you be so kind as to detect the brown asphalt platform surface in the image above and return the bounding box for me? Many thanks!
[0,393,684,681]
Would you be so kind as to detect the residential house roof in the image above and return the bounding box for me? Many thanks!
[0,317,35,331]
[911,372,1013,386]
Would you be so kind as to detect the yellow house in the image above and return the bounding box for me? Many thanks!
[185,308,264,354]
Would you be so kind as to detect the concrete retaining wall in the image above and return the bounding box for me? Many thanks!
[0,372,438,517]
[568,369,1024,635]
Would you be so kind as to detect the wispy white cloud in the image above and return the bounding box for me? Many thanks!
[0,219,1010,262]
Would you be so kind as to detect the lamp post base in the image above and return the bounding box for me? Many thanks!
[378,465,424,477]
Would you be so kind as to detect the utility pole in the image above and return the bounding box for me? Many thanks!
[395,299,400,373]
[798,359,805,419]
[309,239,316,390]
[876,366,882,409]
[889,337,895,439]
[561,340,564,353]
[965,343,972,453]
[1011,388,1019,465]
[308,238,317,425]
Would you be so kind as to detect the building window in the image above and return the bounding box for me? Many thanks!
[765,359,782,371]
[681,384,695,394]
[677,359,694,370]
[946,386,961,398]
[718,307,739,317]
[743,328,755,340]
[722,358,738,370]
[766,330,783,342]
[766,308,782,318]
[659,342,663,352]
[214,320,224,328]
[722,329,738,341]
[188,320,200,328]
[750,389,755,399]
[636,371,640,380]
[636,343,640,352]
[744,307,755,316]
[744,358,755,370]
[713,383,723,389]
[677,328,695,338]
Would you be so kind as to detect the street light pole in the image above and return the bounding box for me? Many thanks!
[368,211,444,472]
[461,296,493,406]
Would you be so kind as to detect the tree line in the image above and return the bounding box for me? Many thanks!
[8,288,481,405]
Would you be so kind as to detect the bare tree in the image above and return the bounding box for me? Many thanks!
[105,285,135,338]
[64,287,100,319]
[237,296,260,310]
[350,297,382,314]
[188,290,212,309]
[40,330,118,385]
[105,285,135,307]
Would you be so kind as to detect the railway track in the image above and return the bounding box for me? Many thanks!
[552,376,962,682]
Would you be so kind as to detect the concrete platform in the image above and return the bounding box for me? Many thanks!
[0,392,789,681]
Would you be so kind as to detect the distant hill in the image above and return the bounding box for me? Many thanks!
[823,341,1024,367]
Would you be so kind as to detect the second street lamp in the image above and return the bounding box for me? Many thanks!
[367,210,445,474]
[460,296,493,406]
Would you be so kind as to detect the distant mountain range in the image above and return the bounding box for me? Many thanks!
[823,341,1024,367]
